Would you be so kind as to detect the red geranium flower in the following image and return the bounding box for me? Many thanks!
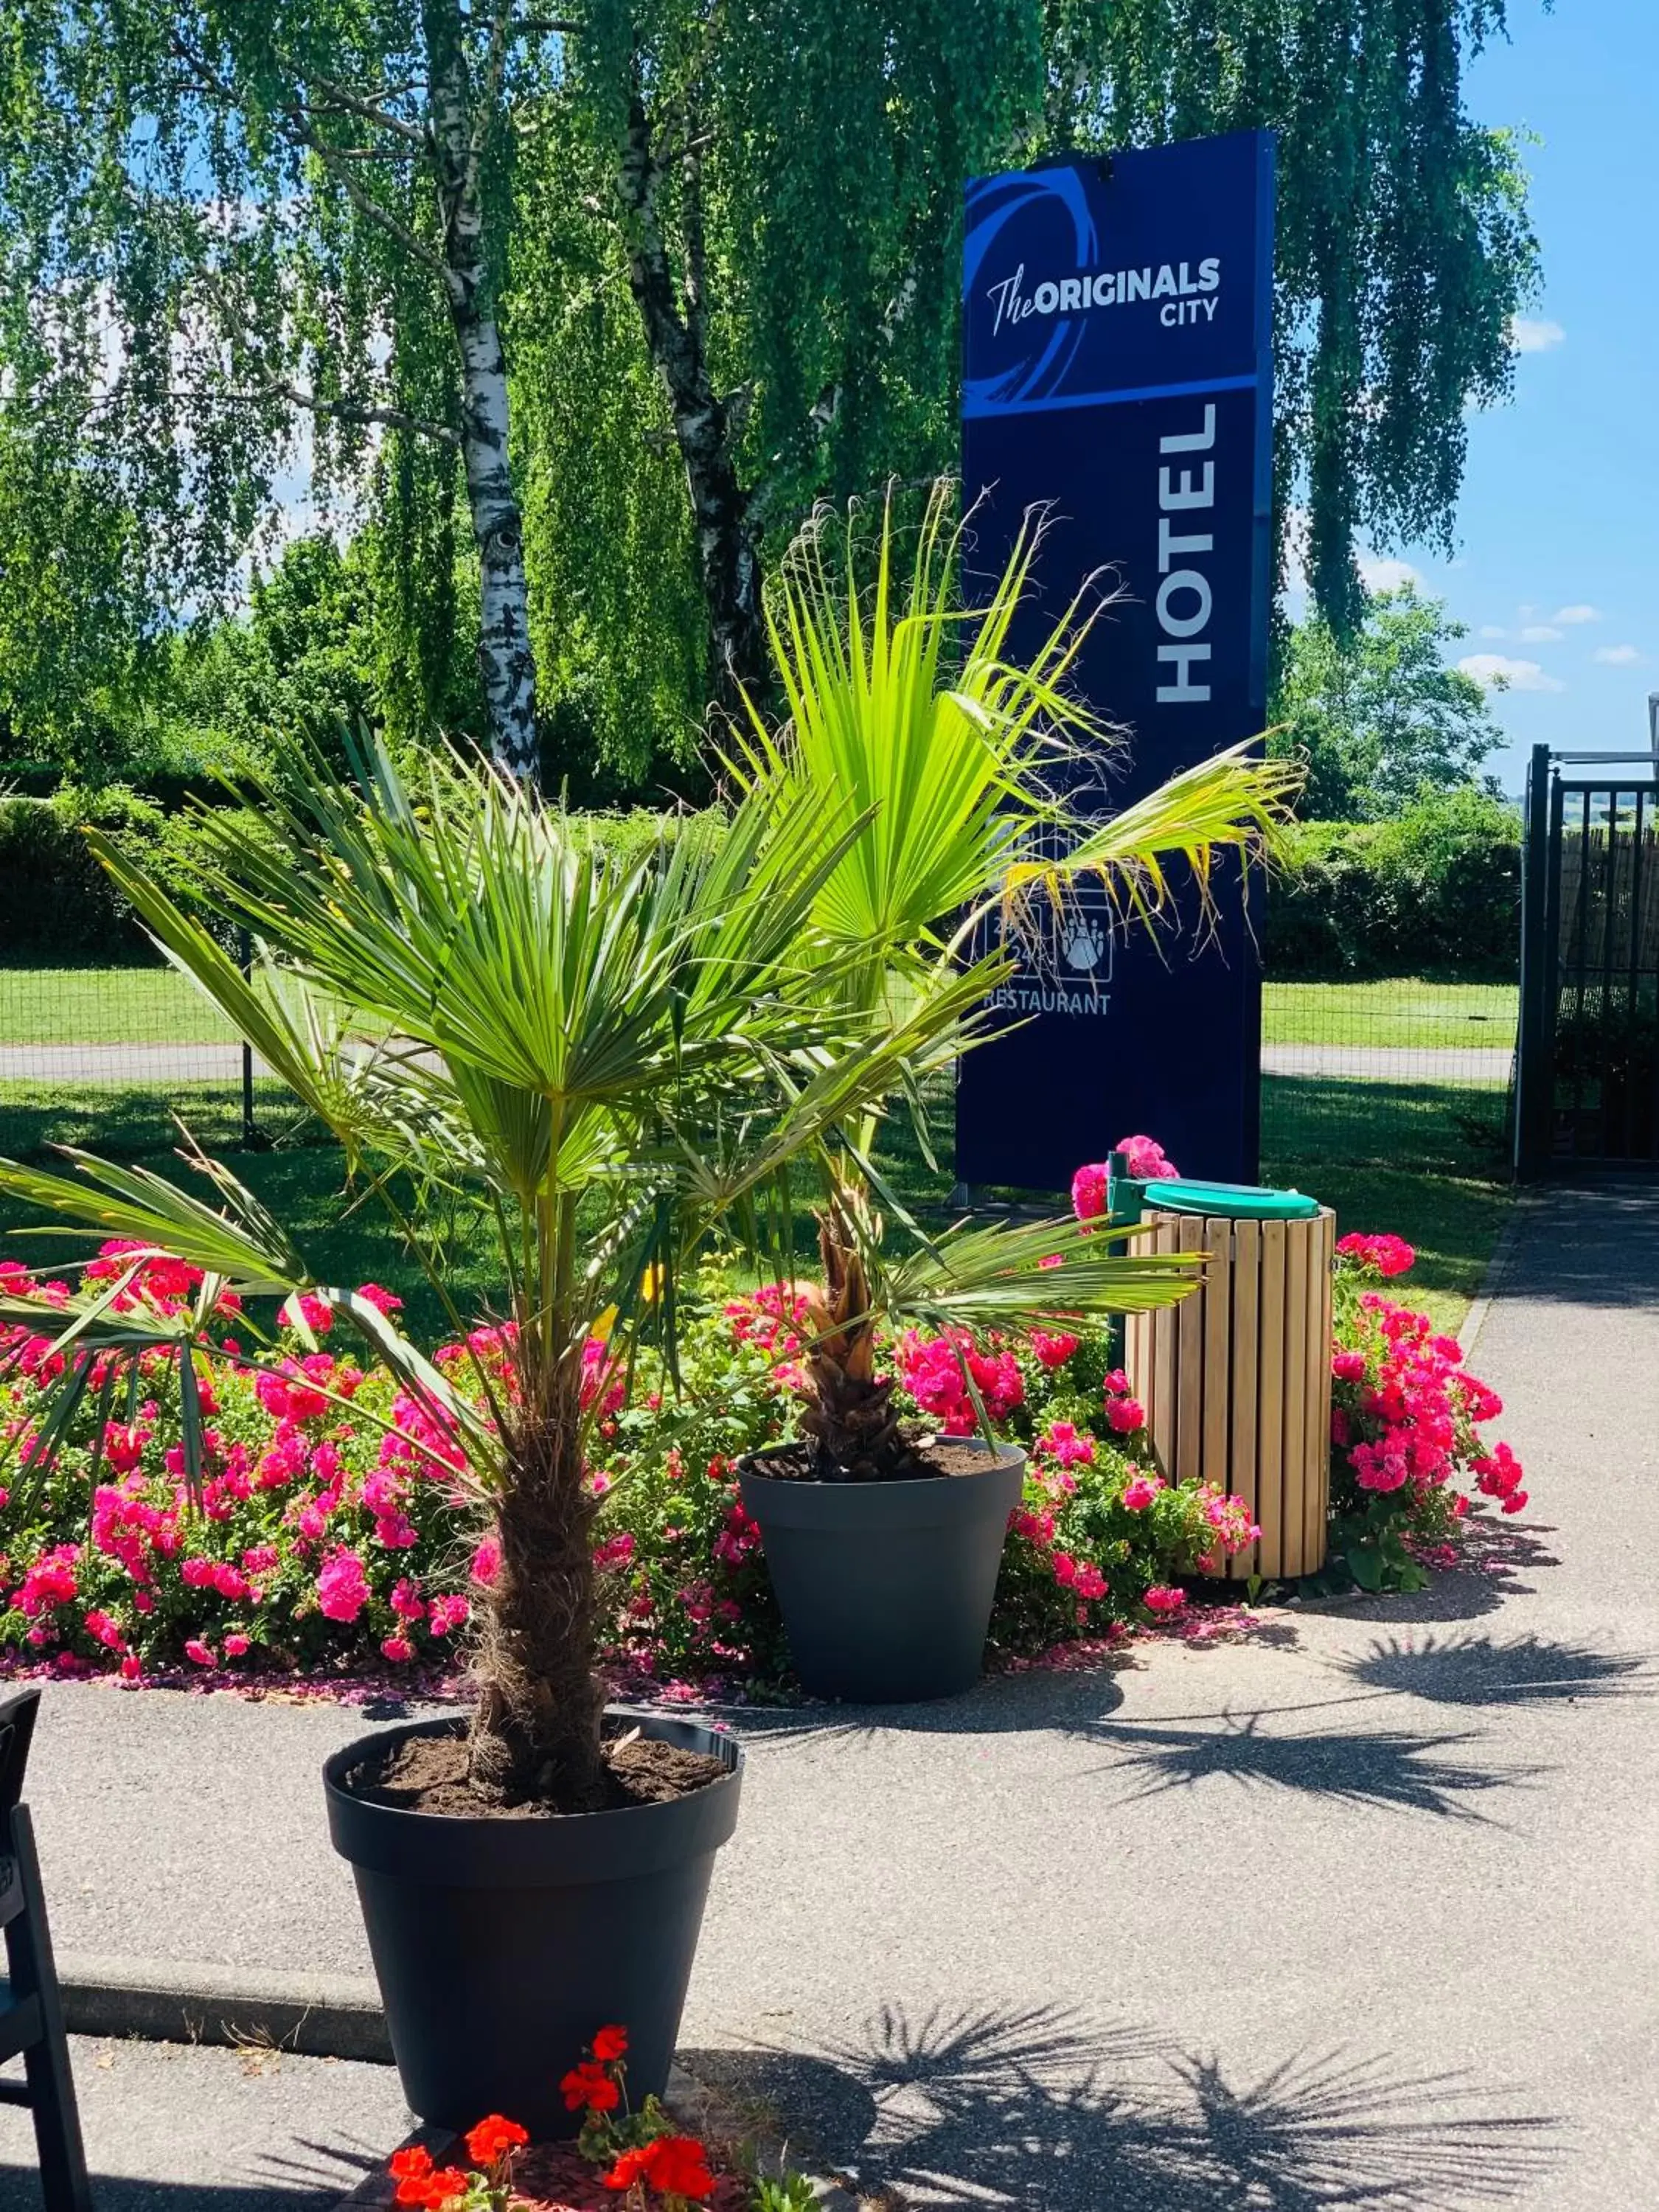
[602,2136,715,2201]
[592,2023,629,2063]
[561,2059,621,2112]
[389,2144,473,2208]
[646,2137,716,2199]
[465,2112,529,2166]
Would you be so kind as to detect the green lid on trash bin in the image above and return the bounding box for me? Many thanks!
[1118,1176,1320,1222]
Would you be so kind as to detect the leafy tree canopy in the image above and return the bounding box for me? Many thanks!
[0,0,1539,789]
[1269,585,1505,821]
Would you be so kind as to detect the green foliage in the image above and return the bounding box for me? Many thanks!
[1266,786,1520,978]
[0,1,1540,792]
[0,787,237,961]
[147,535,383,787]
[1270,586,1503,819]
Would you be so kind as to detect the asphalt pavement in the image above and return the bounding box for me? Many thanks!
[4,1180,1656,2208]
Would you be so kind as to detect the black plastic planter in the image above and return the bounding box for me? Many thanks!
[739,1443,1026,1701]
[323,1709,741,2138]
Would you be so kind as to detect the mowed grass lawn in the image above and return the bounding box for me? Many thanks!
[0,970,1515,1338]
[1262,978,1518,1049]
[2,966,1519,1053]
[0,965,235,1045]
[0,1102,1507,1343]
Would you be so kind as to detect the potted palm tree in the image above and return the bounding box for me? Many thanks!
[729,484,1298,1700]
[0,716,1248,2132]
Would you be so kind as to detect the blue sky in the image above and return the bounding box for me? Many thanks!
[1364,0,1659,793]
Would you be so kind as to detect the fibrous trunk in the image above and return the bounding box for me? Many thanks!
[797,1198,919,1481]
[424,0,540,779]
[468,1416,608,1810]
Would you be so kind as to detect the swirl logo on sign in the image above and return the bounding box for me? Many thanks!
[964,167,1098,414]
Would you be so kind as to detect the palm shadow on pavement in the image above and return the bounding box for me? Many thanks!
[1333,1630,1652,1708]
[688,2000,1560,2210]
[1092,1709,1545,1820]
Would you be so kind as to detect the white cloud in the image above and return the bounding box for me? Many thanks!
[1594,644,1644,667]
[1509,316,1566,354]
[1458,654,1566,694]
[1519,624,1564,643]
[1357,550,1421,594]
[1478,625,1508,640]
[1554,604,1602,625]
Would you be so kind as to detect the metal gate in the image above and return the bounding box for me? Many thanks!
[1516,744,1659,1175]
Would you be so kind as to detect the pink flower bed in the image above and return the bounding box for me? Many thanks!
[0,1144,1530,1684]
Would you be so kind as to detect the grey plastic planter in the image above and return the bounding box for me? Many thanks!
[739,1442,1026,1701]
[323,1708,742,2138]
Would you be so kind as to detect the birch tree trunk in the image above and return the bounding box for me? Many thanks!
[422,0,539,779]
[616,88,766,723]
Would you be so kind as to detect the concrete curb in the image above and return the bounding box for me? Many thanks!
[15,1951,393,2062]
[1458,1189,1533,1362]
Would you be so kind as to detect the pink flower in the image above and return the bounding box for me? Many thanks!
[1331,1350,1367,1382]
[1071,1163,1110,1222]
[1500,1489,1528,1515]
[1105,1396,1146,1435]
[223,1633,250,1659]
[184,1639,216,1667]
[1121,1476,1159,1511]
[470,1536,501,1586]
[380,1635,414,1663]
[83,1609,125,1652]
[1102,1368,1132,1397]
[426,1593,470,1637]
[282,1292,334,1338]
[1336,1231,1415,1279]
[119,1654,142,1683]
[1115,1133,1178,1182]
[315,1550,370,1624]
[1029,1330,1079,1370]
[1036,1421,1094,1470]
[1143,1585,1186,1615]
[355,1283,403,1315]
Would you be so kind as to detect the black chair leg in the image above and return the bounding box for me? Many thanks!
[6,1809,91,2212]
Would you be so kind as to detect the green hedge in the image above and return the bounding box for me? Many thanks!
[3,777,1517,979]
[0,787,209,962]
[0,787,726,964]
[1265,787,1520,980]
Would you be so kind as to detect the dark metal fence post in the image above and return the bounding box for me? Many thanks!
[1515,744,1553,1180]
[238,927,256,1147]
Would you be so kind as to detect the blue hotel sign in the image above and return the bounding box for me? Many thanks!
[956,131,1276,1192]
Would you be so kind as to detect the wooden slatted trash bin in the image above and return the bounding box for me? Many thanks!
[1124,1189,1335,1582]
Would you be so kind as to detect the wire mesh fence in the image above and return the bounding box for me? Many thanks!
[1259,973,1517,1178]
[0,957,1519,1183]
[0,961,306,1164]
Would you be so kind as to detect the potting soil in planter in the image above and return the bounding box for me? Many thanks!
[344,1727,726,1816]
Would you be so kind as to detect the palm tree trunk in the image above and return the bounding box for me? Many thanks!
[467,1416,608,1809]
[797,1195,920,1480]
